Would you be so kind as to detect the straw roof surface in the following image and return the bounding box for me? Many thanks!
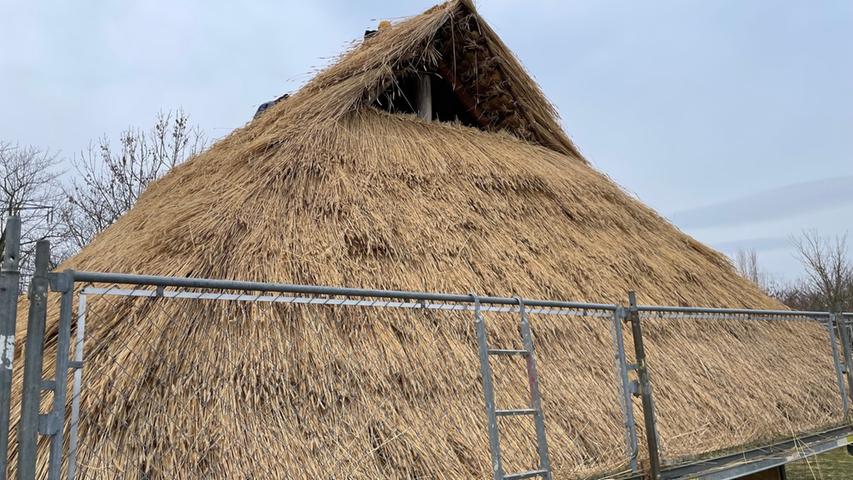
[6,1,844,478]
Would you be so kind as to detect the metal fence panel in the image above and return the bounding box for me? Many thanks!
[2,265,849,480]
[636,307,844,468]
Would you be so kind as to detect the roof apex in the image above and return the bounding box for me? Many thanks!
[254,0,581,159]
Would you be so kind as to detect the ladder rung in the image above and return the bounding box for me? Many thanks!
[495,408,536,417]
[504,469,549,480]
[488,348,529,356]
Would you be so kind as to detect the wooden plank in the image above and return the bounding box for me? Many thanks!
[434,63,491,128]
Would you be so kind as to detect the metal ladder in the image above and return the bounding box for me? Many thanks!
[474,296,552,480]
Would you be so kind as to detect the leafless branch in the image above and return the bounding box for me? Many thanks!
[60,109,206,251]
[0,141,64,281]
[734,248,763,287]
[792,231,852,311]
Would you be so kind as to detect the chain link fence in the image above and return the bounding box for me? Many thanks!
[0,232,850,479]
[636,308,847,469]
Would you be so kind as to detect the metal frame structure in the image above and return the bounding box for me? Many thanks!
[475,296,554,480]
[0,217,849,480]
[659,425,853,480]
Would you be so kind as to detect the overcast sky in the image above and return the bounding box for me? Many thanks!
[2,0,851,281]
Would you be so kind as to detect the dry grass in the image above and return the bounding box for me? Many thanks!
[1,1,845,478]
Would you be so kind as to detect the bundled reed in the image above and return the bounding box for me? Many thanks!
[3,1,843,478]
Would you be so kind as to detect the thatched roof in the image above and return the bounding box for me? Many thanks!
[8,1,843,478]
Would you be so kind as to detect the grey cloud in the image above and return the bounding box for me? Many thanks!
[710,236,791,255]
[671,175,853,229]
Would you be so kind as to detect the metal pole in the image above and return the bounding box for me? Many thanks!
[827,315,849,415]
[610,307,639,473]
[0,216,21,479]
[474,296,503,480]
[837,314,853,409]
[518,298,552,480]
[17,240,50,480]
[47,273,73,480]
[636,304,829,318]
[68,271,618,311]
[66,294,86,480]
[627,291,661,479]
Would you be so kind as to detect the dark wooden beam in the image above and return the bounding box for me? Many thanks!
[435,63,491,129]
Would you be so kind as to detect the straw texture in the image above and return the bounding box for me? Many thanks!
[5,1,844,478]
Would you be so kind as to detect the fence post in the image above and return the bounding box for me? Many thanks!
[827,314,849,416]
[610,306,638,473]
[46,271,73,480]
[473,295,503,480]
[627,291,661,479]
[837,313,853,411]
[66,292,87,480]
[0,216,21,479]
[17,240,50,480]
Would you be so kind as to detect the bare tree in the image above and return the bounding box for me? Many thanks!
[793,231,852,311]
[734,248,763,287]
[0,142,64,277]
[61,110,206,251]
[765,278,825,312]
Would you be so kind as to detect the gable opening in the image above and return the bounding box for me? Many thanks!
[366,5,548,146]
[373,72,482,128]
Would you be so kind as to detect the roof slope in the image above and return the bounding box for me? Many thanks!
[6,2,843,479]
[67,109,775,306]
